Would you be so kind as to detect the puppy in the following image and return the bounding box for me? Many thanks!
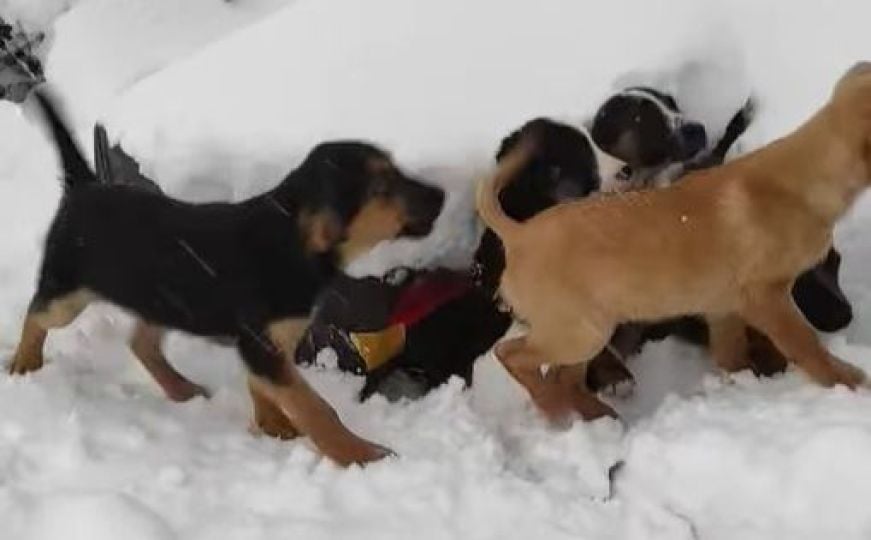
[478,62,871,423]
[8,90,444,466]
[591,86,710,191]
[590,87,853,381]
[295,118,628,400]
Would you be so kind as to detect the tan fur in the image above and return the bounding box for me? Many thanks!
[255,317,390,465]
[299,209,344,254]
[129,321,209,402]
[7,316,48,375]
[267,318,310,356]
[7,289,95,375]
[31,289,95,329]
[338,196,406,264]
[478,63,871,420]
[248,378,299,440]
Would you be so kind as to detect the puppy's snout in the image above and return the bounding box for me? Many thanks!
[397,178,445,237]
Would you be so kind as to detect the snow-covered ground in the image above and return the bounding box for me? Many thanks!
[1,0,871,538]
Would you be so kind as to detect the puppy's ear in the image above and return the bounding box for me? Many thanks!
[496,129,523,161]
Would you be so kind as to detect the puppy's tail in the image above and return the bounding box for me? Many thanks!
[31,89,97,189]
[475,135,536,244]
[709,96,756,165]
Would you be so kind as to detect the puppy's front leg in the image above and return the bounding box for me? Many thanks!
[742,284,865,388]
[706,314,750,375]
[239,318,392,466]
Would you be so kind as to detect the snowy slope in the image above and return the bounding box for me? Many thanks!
[2,0,871,539]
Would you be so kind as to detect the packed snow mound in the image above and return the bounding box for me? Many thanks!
[45,0,293,132]
[0,0,75,31]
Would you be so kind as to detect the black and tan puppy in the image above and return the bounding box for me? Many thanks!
[7,90,444,466]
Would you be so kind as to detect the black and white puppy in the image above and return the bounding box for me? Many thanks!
[591,86,738,191]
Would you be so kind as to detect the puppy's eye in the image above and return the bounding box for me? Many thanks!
[618,165,633,181]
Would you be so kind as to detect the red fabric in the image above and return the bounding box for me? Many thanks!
[388,272,472,327]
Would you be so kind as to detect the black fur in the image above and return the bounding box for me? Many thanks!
[29,90,444,382]
[93,124,163,194]
[591,87,708,169]
[385,119,605,398]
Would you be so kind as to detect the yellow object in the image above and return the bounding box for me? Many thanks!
[350,324,407,371]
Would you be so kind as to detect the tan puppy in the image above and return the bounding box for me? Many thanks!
[477,62,871,422]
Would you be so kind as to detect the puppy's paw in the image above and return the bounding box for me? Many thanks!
[6,353,43,375]
[164,380,210,402]
[249,416,299,441]
[828,357,866,390]
[325,437,396,467]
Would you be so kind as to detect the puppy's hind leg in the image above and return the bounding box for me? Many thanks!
[706,313,750,376]
[496,327,617,425]
[741,283,865,388]
[129,320,209,402]
[8,289,93,375]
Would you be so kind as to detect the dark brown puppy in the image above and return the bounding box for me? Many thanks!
[7,90,444,466]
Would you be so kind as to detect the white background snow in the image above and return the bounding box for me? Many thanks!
[1,0,871,538]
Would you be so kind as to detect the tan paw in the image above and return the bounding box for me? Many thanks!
[7,354,44,375]
[829,357,866,389]
[321,435,395,467]
[164,380,210,402]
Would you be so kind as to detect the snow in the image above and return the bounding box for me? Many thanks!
[1,0,871,538]
[25,492,174,540]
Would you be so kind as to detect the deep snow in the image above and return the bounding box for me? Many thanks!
[2,1,871,539]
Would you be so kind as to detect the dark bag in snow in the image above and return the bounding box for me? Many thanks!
[0,18,44,103]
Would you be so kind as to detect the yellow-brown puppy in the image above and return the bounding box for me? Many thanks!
[478,62,871,422]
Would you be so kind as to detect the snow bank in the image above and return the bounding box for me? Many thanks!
[44,0,294,146]
[0,0,75,32]
[2,0,871,538]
